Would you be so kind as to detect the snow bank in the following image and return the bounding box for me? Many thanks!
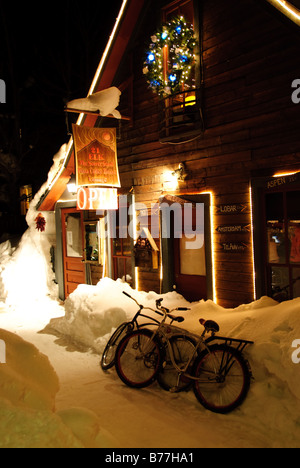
[48,278,300,447]
[0,328,59,411]
[50,279,128,352]
[0,146,67,307]
[48,277,190,353]
[0,328,116,448]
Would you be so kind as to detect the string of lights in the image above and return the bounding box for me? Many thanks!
[143,16,198,97]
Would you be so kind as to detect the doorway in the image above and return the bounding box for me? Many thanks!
[61,208,86,298]
[161,194,212,302]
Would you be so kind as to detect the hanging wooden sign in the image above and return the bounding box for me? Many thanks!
[72,124,120,188]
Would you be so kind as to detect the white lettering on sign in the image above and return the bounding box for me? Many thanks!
[77,187,118,211]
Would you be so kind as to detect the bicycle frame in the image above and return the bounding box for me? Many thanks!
[157,322,215,383]
[138,312,254,386]
[121,292,253,386]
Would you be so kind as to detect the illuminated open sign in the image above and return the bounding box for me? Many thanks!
[77,187,118,211]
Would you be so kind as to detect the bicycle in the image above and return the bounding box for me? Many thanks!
[114,294,254,414]
[101,291,190,370]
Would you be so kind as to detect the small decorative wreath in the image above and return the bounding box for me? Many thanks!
[143,16,198,98]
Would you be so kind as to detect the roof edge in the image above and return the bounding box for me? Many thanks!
[266,0,300,25]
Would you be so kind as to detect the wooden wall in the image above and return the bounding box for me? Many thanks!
[114,0,300,307]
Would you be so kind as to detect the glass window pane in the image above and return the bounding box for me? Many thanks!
[292,268,300,298]
[287,191,300,220]
[113,237,122,256]
[289,224,300,263]
[271,266,289,301]
[267,222,285,263]
[85,223,99,262]
[66,214,83,258]
[180,234,206,276]
[266,192,284,220]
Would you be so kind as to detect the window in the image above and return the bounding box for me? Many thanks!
[265,190,300,301]
[159,0,204,143]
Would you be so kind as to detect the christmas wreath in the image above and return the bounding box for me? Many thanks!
[143,16,198,97]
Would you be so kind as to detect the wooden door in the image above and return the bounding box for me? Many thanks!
[61,208,86,298]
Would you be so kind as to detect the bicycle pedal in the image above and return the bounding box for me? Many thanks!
[169,386,179,393]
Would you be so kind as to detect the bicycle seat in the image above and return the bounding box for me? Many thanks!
[169,315,185,323]
[199,319,220,333]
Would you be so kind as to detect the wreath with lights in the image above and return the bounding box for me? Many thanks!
[143,16,198,97]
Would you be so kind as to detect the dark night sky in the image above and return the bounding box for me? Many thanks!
[0,1,123,195]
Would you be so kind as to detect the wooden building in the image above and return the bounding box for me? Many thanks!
[37,0,300,308]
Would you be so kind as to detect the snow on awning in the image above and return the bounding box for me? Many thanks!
[66,87,129,120]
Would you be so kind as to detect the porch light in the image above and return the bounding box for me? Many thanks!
[172,163,188,182]
[67,174,77,194]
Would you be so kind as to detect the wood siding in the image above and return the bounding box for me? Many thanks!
[114,0,300,307]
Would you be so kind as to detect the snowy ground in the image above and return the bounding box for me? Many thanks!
[1,279,300,448]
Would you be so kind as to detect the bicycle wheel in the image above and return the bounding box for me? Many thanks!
[193,344,251,414]
[101,322,134,371]
[115,329,163,388]
[157,335,197,393]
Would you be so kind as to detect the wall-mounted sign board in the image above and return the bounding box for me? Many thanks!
[216,224,251,234]
[216,204,248,215]
[219,242,249,253]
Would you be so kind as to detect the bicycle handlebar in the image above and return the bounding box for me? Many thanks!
[122,291,190,318]
[122,291,132,299]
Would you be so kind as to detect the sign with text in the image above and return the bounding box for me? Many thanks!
[219,242,249,253]
[216,224,251,234]
[77,187,118,211]
[216,204,248,215]
[73,124,120,187]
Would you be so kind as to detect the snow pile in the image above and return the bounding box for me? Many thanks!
[0,146,67,307]
[0,328,116,448]
[47,278,300,447]
[51,279,128,353]
[0,328,59,411]
[67,87,122,119]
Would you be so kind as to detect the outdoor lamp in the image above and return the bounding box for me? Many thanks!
[172,163,188,182]
[67,174,77,194]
